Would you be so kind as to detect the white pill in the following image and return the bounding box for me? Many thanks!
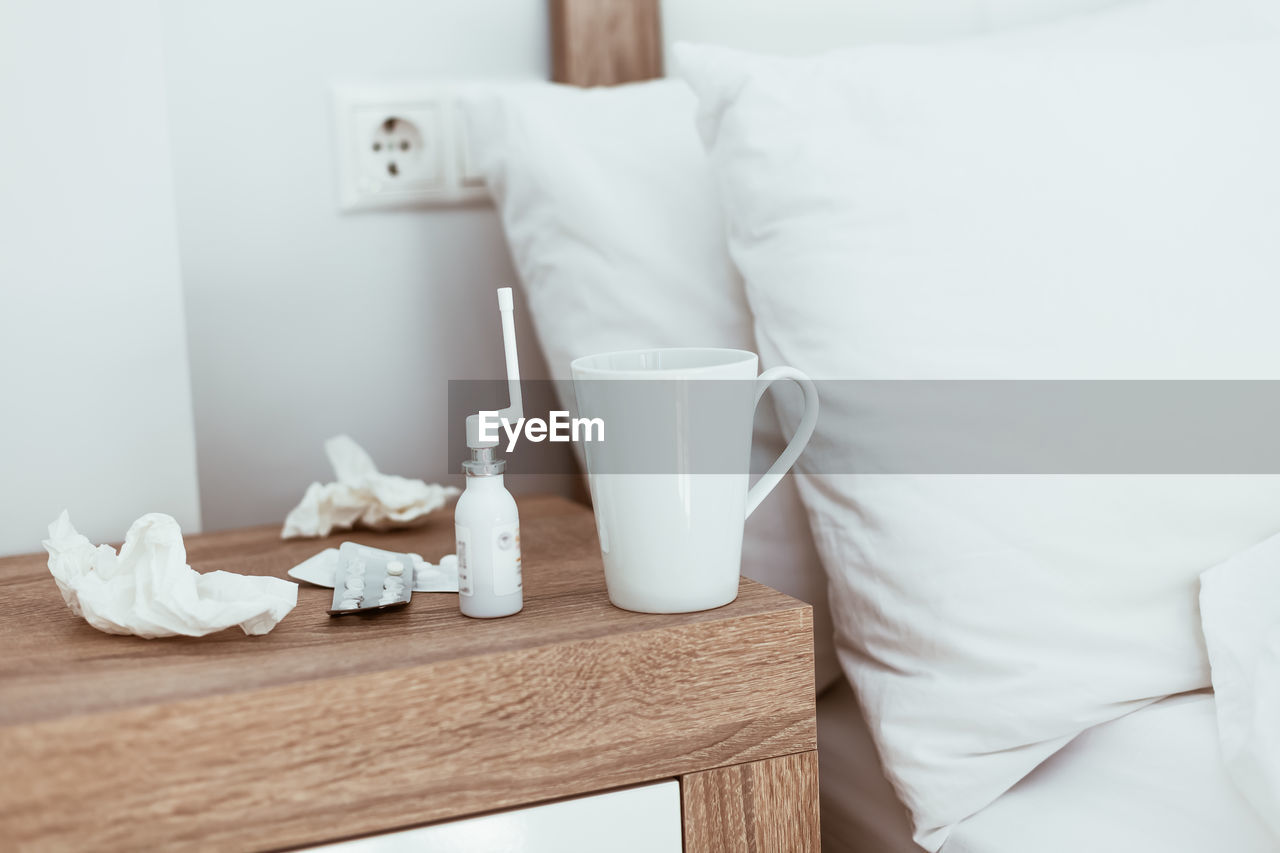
[345,581,363,592]
[339,598,360,609]
[439,554,457,569]
[386,560,404,576]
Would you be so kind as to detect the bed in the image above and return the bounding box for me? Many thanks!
[819,680,1276,853]
[474,1,1280,850]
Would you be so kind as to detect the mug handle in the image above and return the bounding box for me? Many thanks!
[745,366,820,519]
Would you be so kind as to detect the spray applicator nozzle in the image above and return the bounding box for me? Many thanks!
[465,286,523,456]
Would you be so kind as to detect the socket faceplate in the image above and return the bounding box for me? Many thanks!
[334,85,485,211]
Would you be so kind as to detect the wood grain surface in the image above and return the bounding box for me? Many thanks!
[0,495,815,851]
[681,750,821,853]
[550,0,663,87]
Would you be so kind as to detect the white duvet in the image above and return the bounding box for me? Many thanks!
[1201,534,1280,841]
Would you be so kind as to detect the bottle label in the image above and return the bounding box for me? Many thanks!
[455,524,472,596]
[492,522,522,597]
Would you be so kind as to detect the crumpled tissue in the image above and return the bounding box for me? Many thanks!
[287,546,459,592]
[282,435,459,539]
[44,512,298,638]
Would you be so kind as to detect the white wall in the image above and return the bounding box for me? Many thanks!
[0,0,202,555]
[162,0,567,531]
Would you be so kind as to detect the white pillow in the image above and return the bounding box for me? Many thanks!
[679,30,1280,853]
[462,81,841,691]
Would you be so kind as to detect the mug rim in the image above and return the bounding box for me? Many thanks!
[570,346,758,376]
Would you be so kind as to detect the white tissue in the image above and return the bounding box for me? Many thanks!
[43,512,298,638]
[287,546,459,592]
[282,435,459,538]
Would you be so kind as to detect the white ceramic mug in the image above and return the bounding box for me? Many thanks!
[570,347,819,613]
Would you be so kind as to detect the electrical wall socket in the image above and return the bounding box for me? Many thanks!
[333,85,487,211]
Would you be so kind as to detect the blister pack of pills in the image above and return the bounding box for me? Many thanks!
[327,541,413,617]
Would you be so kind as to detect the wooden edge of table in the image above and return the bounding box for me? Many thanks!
[681,750,821,853]
[0,602,816,851]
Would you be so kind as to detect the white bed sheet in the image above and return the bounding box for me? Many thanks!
[943,690,1275,853]
[819,684,1276,853]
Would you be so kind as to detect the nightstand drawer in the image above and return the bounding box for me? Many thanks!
[306,781,682,853]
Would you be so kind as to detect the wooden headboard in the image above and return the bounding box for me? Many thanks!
[550,0,664,87]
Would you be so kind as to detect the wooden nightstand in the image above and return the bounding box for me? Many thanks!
[0,495,818,851]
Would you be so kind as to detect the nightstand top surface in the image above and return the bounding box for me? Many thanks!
[0,494,806,727]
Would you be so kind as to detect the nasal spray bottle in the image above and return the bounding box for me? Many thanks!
[456,287,524,619]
